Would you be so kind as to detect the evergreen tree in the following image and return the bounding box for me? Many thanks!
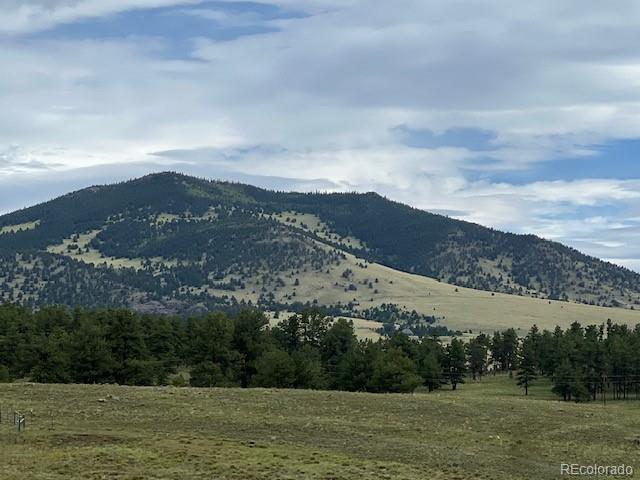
[445,338,467,390]
[31,327,71,383]
[321,318,357,387]
[552,358,573,401]
[70,318,115,383]
[368,347,422,393]
[467,334,489,380]
[105,310,149,384]
[292,345,326,389]
[501,328,518,374]
[251,349,297,388]
[335,342,374,391]
[516,339,537,395]
[232,310,269,387]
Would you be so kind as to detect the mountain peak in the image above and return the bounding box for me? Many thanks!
[1,173,640,326]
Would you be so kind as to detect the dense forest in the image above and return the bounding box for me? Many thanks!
[1,172,639,316]
[0,304,450,393]
[0,303,639,402]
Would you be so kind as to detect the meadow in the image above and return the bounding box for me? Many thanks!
[1,375,639,479]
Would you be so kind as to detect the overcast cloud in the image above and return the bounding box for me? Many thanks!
[2,1,640,269]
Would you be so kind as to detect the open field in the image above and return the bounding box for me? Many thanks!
[208,244,640,334]
[265,249,640,333]
[1,376,639,479]
[343,257,640,333]
[0,220,40,235]
[46,229,177,271]
[46,230,147,270]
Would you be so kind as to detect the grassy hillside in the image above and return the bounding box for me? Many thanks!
[2,172,640,332]
[309,253,640,332]
[1,376,638,479]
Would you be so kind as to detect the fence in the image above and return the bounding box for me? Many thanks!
[0,407,26,432]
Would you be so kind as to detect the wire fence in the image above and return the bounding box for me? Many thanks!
[0,406,27,433]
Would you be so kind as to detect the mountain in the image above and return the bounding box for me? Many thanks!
[1,172,640,331]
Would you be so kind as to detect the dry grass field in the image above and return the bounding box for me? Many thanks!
[1,376,639,479]
[267,250,640,333]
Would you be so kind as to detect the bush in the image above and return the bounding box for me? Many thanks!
[0,365,10,383]
[171,374,187,387]
[189,362,230,387]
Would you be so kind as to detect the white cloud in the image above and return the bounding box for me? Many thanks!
[466,180,640,207]
[3,1,640,268]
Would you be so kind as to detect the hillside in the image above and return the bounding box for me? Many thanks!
[1,172,640,331]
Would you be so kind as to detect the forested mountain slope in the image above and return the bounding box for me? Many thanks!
[1,172,639,329]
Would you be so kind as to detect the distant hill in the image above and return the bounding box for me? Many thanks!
[1,172,640,330]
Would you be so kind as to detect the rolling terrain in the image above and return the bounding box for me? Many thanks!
[1,376,638,480]
[2,172,640,332]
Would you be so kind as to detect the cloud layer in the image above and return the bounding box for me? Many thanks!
[2,1,640,269]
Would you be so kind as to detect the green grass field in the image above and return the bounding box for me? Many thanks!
[1,376,639,479]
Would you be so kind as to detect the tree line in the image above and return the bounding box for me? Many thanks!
[512,321,640,402]
[1,303,639,401]
[0,304,464,393]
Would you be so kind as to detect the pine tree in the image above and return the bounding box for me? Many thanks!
[445,338,467,390]
[70,319,115,384]
[251,349,297,388]
[516,339,537,395]
[368,347,422,393]
[552,358,573,401]
[467,334,489,380]
[419,351,442,392]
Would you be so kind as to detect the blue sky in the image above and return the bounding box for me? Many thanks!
[2,0,640,270]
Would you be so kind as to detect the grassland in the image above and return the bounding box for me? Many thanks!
[46,229,177,271]
[1,376,639,479]
[336,255,640,333]
[0,220,40,235]
[46,230,147,270]
[269,211,367,250]
[257,247,640,333]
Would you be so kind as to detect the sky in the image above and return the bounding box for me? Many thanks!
[2,1,640,270]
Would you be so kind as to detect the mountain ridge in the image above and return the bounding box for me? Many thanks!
[1,171,640,331]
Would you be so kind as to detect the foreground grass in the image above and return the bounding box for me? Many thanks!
[1,376,639,479]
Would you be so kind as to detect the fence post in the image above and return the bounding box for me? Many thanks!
[16,414,24,432]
